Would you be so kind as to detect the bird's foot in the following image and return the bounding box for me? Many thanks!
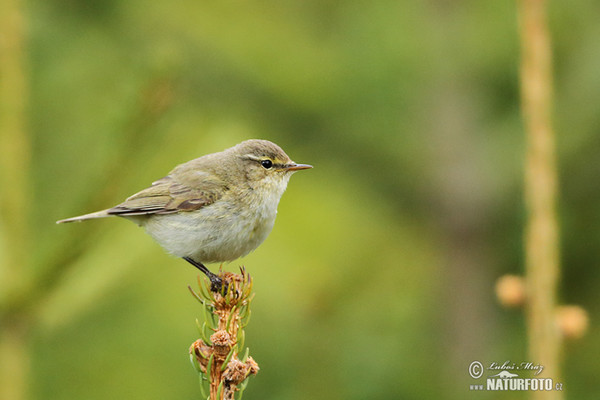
[208,274,224,293]
[183,257,226,293]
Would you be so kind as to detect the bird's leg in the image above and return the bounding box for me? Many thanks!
[183,257,223,292]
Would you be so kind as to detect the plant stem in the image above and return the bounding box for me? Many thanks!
[0,0,31,399]
[189,269,258,400]
[518,1,562,398]
[0,317,31,400]
[0,0,30,298]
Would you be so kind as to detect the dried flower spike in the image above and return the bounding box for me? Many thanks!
[189,267,258,400]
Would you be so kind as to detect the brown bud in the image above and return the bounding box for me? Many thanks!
[189,339,213,371]
[245,356,259,376]
[223,359,248,385]
[556,305,589,340]
[210,330,231,358]
[495,275,526,308]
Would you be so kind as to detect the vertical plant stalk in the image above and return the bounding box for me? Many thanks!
[189,268,259,400]
[0,316,30,400]
[0,0,30,295]
[0,0,31,399]
[518,1,562,398]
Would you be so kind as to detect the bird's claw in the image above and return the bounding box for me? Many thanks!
[209,275,224,293]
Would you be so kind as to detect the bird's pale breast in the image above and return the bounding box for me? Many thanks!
[139,173,289,263]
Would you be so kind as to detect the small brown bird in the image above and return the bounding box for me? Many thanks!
[57,139,312,290]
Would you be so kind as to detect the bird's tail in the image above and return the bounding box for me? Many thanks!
[56,209,112,224]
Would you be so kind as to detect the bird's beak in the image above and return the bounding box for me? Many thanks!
[286,163,313,171]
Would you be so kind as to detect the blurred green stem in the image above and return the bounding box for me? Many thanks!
[518,1,562,399]
[0,317,31,400]
[0,0,30,294]
[0,0,31,399]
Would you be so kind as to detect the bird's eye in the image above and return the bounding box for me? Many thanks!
[261,159,273,169]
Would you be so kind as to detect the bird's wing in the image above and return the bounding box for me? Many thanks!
[107,171,227,216]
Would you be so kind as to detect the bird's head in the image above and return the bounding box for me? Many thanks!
[231,139,312,192]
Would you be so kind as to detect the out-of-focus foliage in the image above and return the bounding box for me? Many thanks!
[1,0,599,399]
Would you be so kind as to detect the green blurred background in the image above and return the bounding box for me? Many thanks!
[1,0,599,399]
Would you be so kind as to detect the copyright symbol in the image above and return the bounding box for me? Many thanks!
[469,361,483,379]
